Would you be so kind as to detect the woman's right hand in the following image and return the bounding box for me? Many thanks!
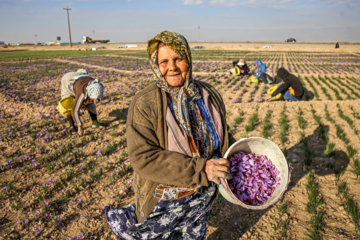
[78,126,84,136]
[204,158,231,184]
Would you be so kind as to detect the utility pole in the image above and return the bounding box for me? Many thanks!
[35,34,38,45]
[93,30,95,40]
[198,25,200,42]
[63,7,72,47]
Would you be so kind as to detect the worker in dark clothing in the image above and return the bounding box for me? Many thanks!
[335,42,340,48]
[267,67,304,101]
[232,59,250,75]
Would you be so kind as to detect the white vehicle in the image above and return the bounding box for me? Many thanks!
[118,44,138,48]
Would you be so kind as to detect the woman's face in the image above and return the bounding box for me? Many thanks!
[157,43,188,87]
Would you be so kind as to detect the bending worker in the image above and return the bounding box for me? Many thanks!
[60,69,104,136]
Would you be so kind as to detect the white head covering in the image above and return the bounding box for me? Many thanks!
[86,79,104,99]
[237,59,245,66]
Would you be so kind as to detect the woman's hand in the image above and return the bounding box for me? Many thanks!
[81,98,94,108]
[204,158,231,184]
[78,125,84,136]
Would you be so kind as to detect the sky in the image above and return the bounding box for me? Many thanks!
[0,0,359,44]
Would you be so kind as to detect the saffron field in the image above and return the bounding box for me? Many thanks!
[0,49,359,239]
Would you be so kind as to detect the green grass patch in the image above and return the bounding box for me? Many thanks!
[245,112,258,133]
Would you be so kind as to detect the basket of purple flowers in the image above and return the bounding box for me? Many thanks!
[219,137,291,209]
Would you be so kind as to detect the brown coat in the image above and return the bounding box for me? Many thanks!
[126,80,234,223]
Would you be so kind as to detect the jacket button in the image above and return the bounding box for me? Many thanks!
[141,211,144,217]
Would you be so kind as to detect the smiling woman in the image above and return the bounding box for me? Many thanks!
[157,43,188,87]
[104,30,236,239]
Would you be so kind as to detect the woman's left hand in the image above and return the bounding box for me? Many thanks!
[204,158,231,184]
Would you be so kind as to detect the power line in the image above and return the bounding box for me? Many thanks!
[63,7,72,47]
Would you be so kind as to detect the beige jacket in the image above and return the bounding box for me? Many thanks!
[126,80,234,223]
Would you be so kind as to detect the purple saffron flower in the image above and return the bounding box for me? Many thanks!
[227,152,281,206]
[34,226,42,236]
[55,216,62,226]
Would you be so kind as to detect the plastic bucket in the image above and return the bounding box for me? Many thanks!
[218,137,291,210]
[230,66,241,76]
[267,85,282,100]
[250,76,259,84]
[56,96,75,117]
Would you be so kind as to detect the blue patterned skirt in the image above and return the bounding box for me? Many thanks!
[105,185,216,239]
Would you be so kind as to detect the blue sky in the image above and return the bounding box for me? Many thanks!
[0,0,359,44]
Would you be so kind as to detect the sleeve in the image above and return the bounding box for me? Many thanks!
[126,104,209,187]
[72,92,85,126]
[271,80,291,97]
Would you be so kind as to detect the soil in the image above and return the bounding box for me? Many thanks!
[0,42,360,239]
[2,41,360,54]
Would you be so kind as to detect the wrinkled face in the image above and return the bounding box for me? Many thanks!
[157,43,188,87]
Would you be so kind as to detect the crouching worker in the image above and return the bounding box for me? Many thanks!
[254,59,274,84]
[230,59,250,76]
[267,67,304,101]
[59,69,104,136]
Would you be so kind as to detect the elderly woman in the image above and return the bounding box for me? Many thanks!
[104,31,235,239]
[60,69,104,136]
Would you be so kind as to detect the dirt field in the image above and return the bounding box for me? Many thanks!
[0,43,360,239]
[3,41,360,54]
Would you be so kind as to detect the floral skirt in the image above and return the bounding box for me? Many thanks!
[104,185,216,240]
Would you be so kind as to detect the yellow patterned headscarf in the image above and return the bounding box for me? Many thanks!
[147,31,211,159]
